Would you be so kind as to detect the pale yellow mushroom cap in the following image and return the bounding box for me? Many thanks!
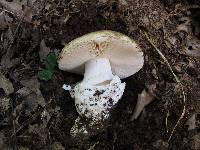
[58,30,144,79]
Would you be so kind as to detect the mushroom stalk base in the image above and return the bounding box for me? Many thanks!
[63,58,125,137]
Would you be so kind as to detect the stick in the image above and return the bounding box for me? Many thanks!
[141,30,186,142]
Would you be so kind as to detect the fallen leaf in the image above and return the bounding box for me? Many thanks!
[0,28,20,69]
[186,114,196,130]
[15,103,23,115]
[119,0,128,5]
[0,0,33,23]
[23,93,40,114]
[0,132,5,150]
[50,142,65,150]
[1,29,21,69]
[175,16,200,58]
[0,72,14,95]
[18,147,30,150]
[0,11,14,29]
[0,96,10,112]
[39,40,50,61]
[153,139,168,150]
[20,76,40,92]
[1,56,20,69]
[184,36,200,57]
[146,82,159,99]
[191,134,200,150]
[19,76,46,112]
[184,50,200,57]
[176,17,192,34]
[16,87,35,114]
[16,87,31,97]
[98,0,109,3]
[130,89,154,121]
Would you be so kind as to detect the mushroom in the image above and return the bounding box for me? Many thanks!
[58,30,144,135]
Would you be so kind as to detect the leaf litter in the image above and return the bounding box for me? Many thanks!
[0,0,34,23]
[0,11,14,29]
[0,72,14,95]
[0,0,200,149]
[19,76,46,110]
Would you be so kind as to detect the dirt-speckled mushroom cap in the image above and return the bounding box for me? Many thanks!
[58,30,144,79]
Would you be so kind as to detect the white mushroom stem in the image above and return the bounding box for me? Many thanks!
[82,58,114,85]
[63,57,126,126]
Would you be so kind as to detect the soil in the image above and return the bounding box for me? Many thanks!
[0,0,200,149]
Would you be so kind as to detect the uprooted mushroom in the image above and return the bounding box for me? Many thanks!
[58,30,144,137]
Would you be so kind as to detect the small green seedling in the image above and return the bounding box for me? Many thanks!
[38,52,57,81]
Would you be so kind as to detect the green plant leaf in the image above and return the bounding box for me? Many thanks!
[38,69,53,81]
[45,52,57,71]
[45,61,54,72]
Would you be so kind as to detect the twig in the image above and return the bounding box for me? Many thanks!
[141,30,186,142]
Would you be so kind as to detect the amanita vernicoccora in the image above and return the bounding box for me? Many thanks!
[58,30,144,136]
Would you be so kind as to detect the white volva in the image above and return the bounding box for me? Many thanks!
[68,58,125,124]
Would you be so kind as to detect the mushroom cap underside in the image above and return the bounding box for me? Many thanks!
[58,30,144,79]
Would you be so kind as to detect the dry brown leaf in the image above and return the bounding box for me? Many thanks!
[184,50,200,57]
[0,0,33,23]
[20,76,46,109]
[0,132,5,150]
[16,87,31,97]
[153,139,169,150]
[1,56,20,69]
[174,16,200,58]
[20,76,40,92]
[23,93,40,114]
[184,36,200,57]
[18,147,30,150]
[39,40,50,61]
[0,11,14,29]
[50,142,65,150]
[1,28,21,69]
[0,72,14,95]
[191,134,200,150]
[130,89,154,121]
[176,17,192,34]
[0,96,10,112]
[186,114,196,130]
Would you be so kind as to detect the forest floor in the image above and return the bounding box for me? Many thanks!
[0,0,200,149]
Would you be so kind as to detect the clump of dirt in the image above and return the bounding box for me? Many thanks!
[0,0,200,149]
